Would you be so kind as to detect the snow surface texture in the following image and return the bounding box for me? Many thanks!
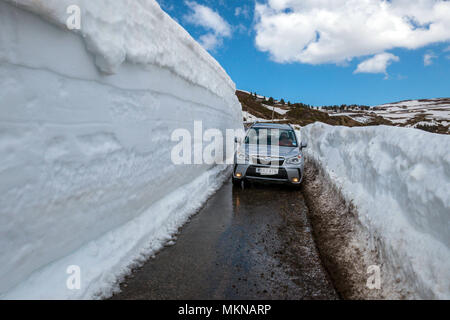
[302,123,450,299]
[0,1,242,299]
[3,0,237,107]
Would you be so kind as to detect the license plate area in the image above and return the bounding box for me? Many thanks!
[256,167,279,175]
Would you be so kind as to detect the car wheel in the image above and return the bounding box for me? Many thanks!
[291,182,302,189]
[232,177,242,187]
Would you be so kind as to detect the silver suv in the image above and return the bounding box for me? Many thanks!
[232,123,307,187]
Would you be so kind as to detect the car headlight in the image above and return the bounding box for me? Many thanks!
[286,155,302,164]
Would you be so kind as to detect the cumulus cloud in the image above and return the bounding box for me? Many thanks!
[424,51,437,66]
[254,0,450,71]
[354,53,400,76]
[184,1,231,51]
[198,33,222,51]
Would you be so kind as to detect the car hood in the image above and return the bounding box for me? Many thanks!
[240,145,299,158]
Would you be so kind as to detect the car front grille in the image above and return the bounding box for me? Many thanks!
[246,166,288,180]
[250,156,285,166]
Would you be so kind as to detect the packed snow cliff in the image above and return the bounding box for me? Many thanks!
[4,0,237,106]
[0,0,242,299]
[302,123,450,299]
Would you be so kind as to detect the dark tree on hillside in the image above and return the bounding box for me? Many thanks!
[280,98,285,105]
[288,101,291,106]
[268,97,274,105]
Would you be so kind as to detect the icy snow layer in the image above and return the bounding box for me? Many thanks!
[303,123,450,299]
[242,111,262,123]
[0,1,242,298]
[3,0,237,107]
[4,165,232,299]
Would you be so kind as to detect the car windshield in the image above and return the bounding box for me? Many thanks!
[244,128,297,147]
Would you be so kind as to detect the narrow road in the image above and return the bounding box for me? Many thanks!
[111,180,338,300]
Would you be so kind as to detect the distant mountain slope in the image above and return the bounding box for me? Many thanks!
[237,90,450,134]
[373,98,450,129]
[325,98,450,134]
[236,90,363,127]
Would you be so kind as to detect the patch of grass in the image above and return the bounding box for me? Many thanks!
[365,114,393,126]
[286,106,363,127]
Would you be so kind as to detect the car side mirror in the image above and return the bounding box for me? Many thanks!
[300,141,308,149]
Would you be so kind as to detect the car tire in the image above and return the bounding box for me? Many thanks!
[232,177,242,187]
[291,182,302,189]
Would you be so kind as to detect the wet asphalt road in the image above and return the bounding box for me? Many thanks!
[111,179,338,300]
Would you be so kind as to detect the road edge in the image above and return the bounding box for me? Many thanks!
[301,157,390,300]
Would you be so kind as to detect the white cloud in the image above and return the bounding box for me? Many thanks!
[198,33,222,51]
[354,53,400,76]
[424,51,437,66]
[184,1,231,51]
[254,0,450,67]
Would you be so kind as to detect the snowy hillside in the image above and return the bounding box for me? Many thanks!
[373,98,450,127]
[324,98,450,134]
[303,123,450,299]
[0,0,242,299]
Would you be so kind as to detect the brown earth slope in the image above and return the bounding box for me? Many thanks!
[236,90,363,127]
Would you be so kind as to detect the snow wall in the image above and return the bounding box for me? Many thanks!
[0,0,242,299]
[302,123,450,299]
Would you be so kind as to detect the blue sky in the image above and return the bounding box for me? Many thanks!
[157,0,450,106]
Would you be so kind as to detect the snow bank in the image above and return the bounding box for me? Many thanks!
[0,0,242,299]
[302,123,450,299]
[3,0,236,107]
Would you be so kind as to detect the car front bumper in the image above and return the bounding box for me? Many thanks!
[233,163,304,185]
